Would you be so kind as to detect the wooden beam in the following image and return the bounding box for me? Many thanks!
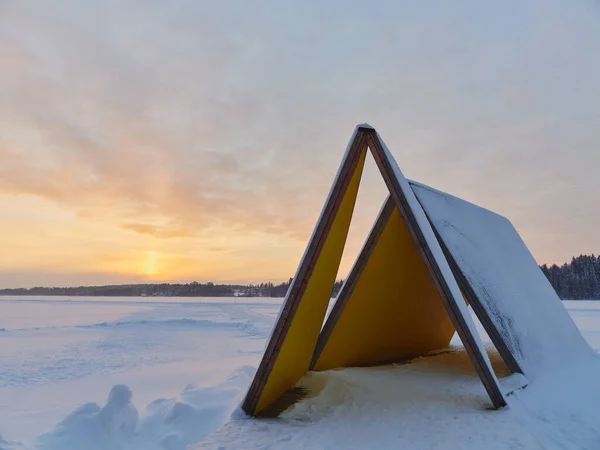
[418,210,523,375]
[241,127,370,415]
[309,195,394,370]
[365,130,506,409]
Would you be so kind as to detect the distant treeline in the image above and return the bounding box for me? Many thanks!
[0,279,345,298]
[2,254,600,300]
[541,254,600,300]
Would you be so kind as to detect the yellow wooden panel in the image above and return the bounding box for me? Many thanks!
[254,149,367,414]
[313,207,456,371]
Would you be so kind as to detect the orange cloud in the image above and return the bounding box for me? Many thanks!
[1,0,599,289]
[120,222,195,239]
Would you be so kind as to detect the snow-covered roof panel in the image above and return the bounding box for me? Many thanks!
[410,181,592,377]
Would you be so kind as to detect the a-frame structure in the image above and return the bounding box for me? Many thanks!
[310,195,462,372]
[241,125,506,416]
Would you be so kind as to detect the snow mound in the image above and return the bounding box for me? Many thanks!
[35,366,254,450]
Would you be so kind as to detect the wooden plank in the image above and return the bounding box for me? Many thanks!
[241,127,369,415]
[365,131,506,409]
[309,195,394,370]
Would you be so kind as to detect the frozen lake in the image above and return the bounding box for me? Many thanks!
[0,296,283,448]
[0,296,599,449]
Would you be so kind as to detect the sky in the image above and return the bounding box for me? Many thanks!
[1,0,600,288]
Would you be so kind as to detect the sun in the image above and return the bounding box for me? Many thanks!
[144,251,160,278]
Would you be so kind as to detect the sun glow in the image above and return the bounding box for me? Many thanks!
[145,251,160,277]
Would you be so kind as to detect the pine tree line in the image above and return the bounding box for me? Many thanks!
[0,279,346,298]
[541,254,600,300]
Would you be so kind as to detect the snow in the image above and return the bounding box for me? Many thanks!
[198,355,538,450]
[0,296,281,448]
[198,357,600,449]
[198,301,600,450]
[34,370,254,450]
[2,297,600,449]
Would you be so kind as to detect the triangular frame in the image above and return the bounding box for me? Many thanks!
[241,125,506,416]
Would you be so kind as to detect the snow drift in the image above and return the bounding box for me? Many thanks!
[35,367,254,450]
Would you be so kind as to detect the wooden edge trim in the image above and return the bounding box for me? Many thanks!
[309,195,395,370]
[365,131,506,409]
[241,128,369,415]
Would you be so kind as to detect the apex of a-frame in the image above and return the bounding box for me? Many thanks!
[355,123,376,132]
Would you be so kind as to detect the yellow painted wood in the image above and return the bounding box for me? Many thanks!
[254,148,367,414]
[313,207,456,371]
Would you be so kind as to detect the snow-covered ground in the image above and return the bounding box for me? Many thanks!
[0,296,281,449]
[1,297,600,449]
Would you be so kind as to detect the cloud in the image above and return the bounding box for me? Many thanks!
[0,0,336,243]
[207,247,230,253]
[1,0,600,286]
[120,223,194,239]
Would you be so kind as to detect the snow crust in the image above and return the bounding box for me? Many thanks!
[410,181,594,377]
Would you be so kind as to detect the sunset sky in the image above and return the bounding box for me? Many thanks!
[1,1,600,288]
